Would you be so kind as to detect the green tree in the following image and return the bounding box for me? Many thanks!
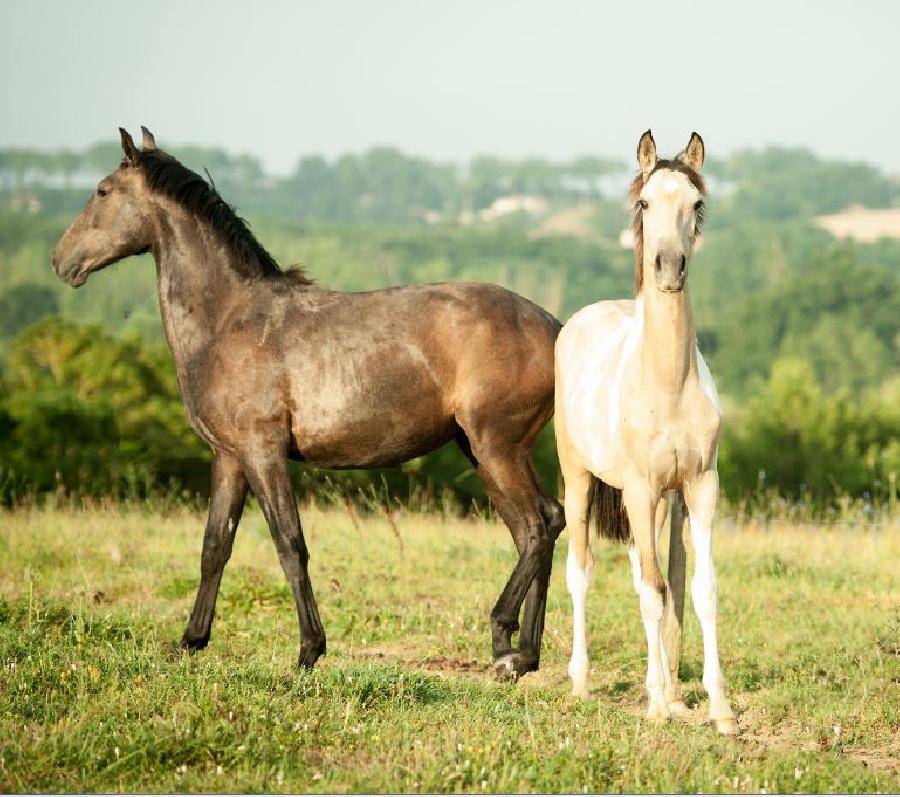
[719,358,898,501]
[0,318,206,498]
[0,283,59,340]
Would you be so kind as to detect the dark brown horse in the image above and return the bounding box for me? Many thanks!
[52,127,564,679]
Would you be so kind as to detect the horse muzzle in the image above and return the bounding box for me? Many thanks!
[52,251,90,288]
[654,252,686,293]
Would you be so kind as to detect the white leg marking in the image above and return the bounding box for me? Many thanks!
[628,546,642,592]
[690,519,736,730]
[630,546,669,722]
[566,546,592,696]
[638,580,669,721]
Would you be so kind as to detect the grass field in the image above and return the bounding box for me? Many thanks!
[0,503,898,793]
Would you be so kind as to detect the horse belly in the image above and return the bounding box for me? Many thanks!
[288,355,454,468]
[293,411,454,468]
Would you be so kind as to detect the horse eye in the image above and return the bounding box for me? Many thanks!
[97,187,109,197]
[638,199,648,211]
[694,200,703,211]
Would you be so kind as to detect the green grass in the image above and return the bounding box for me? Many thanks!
[0,504,898,792]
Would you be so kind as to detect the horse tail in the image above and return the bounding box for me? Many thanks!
[589,477,631,543]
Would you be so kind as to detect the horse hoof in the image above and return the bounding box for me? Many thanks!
[163,640,191,662]
[297,640,326,670]
[297,653,319,670]
[645,703,671,724]
[569,668,589,697]
[493,651,538,682]
[179,635,208,653]
[568,659,589,690]
[668,699,690,717]
[493,653,520,682]
[714,717,739,735]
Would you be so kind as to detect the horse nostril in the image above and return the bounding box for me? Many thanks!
[655,254,662,271]
[679,255,686,276]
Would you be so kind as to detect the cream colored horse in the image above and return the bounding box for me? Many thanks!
[554,131,737,734]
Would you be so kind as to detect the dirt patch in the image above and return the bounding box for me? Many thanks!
[737,705,821,753]
[843,743,900,773]
[723,704,899,774]
[355,642,491,678]
[418,655,487,673]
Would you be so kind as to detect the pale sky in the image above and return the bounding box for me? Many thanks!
[2,0,897,175]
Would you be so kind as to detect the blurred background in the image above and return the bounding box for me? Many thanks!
[1,0,898,519]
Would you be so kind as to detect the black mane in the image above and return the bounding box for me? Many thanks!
[134,149,311,284]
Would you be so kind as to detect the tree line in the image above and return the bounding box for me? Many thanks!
[0,141,897,511]
[4,140,896,225]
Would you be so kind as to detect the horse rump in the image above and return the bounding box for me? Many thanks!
[589,477,631,543]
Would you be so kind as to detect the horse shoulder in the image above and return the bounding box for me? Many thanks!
[557,299,635,366]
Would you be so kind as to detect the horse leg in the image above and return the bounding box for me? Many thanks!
[663,490,688,714]
[553,406,593,695]
[683,469,737,734]
[623,481,670,723]
[181,451,248,651]
[563,476,594,695]
[475,450,552,680]
[456,425,556,680]
[243,454,326,669]
[518,460,566,670]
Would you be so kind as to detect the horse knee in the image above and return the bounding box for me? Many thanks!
[638,580,665,623]
[691,570,718,621]
[566,546,592,595]
[629,547,664,597]
[630,547,666,620]
[200,538,229,578]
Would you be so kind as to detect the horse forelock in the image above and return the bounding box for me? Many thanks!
[629,160,705,296]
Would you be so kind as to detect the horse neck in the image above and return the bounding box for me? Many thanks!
[150,203,243,367]
[637,284,697,404]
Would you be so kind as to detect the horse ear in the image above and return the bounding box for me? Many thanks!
[119,127,139,165]
[140,126,157,151]
[677,132,705,172]
[637,130,657,178]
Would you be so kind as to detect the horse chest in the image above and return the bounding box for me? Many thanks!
[176,345,288,454]
[622,398,720,486]
[176,379,232,451]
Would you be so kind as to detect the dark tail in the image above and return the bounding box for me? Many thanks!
[589,477,631,543]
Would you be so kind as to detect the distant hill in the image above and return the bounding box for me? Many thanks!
[815,205,900,243]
